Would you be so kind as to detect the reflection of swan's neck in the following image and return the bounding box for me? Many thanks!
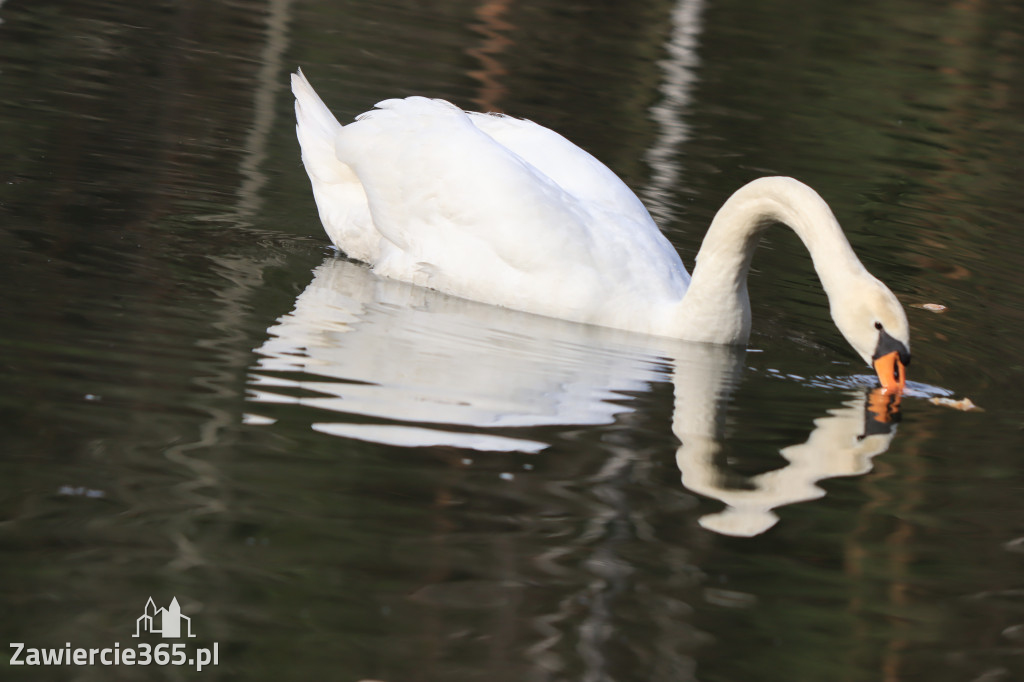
[674,392,897,537]
[675,177,868,344]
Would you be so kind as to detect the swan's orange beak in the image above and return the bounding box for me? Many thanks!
[873,350,906,393]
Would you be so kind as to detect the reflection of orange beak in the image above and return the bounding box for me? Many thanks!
[873,350,906,393]
[867,387,902,424]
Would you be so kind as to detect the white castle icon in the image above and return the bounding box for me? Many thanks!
[133,597,196,638]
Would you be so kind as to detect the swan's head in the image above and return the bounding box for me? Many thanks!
[831,277,911,392]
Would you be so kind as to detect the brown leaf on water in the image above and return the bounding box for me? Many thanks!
[929,396,982,411]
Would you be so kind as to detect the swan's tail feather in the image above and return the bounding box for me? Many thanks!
[291,69,379,263]
[291,68,348,184]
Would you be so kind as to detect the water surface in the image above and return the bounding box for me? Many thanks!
[1,0,1023,680]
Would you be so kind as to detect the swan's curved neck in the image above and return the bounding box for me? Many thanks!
[675,177,868,344]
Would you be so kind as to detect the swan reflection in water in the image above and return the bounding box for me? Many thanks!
[248,257,912,537]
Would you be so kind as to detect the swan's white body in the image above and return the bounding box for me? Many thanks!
[291,70,910,372]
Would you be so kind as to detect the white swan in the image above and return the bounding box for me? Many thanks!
[291,69,910,390]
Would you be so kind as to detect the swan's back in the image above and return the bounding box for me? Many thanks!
[292,70,689,333]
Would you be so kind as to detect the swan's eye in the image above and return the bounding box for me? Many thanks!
[874,322,883,330]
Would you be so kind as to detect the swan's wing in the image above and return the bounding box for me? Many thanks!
[466,112,655,225]
[338,97,587,272]
[466,111,691,296]
[334,96,689,325]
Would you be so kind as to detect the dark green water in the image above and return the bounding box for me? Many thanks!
[1,0,1023,680]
